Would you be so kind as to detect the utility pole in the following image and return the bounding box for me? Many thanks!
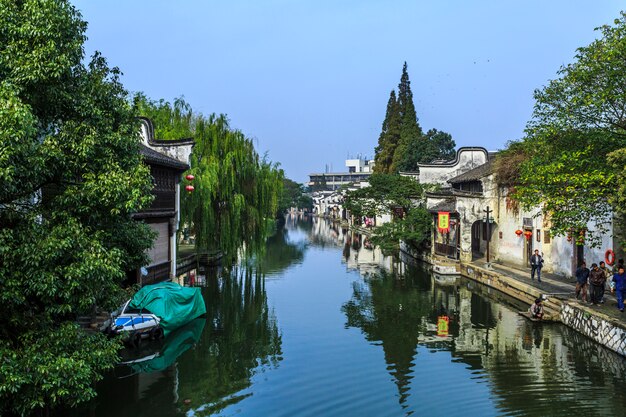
[484,206,492,265]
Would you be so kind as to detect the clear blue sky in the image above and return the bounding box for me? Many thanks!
[74,1,624,183]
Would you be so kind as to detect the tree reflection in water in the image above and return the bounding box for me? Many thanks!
[342,265,458,407]
[177,267,282,415]
[253,222,307,276]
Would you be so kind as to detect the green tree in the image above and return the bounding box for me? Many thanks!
[374,63,454,173]
[296,194,314,211]
[278,178,308,213]
[344,174,431,252]
[374,90,401,173]
[392,62,424,173]
[0,1,155,414]
[135,96,284,260]
[510,13,626,245]
[397,129,456,171]
[425,129,456,161]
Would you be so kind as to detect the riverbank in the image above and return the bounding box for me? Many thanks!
[459,261,626,357]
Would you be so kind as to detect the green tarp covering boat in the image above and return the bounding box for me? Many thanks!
[127,318,205,374]
[128,282,206,336]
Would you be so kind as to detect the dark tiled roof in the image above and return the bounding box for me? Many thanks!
[139,144,189,171]
[428,199,458,213]
[447,160,493,184]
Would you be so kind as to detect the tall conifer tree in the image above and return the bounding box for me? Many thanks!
[374,90,401,173]
[392,62,424,172]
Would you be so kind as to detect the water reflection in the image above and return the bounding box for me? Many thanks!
[66,217,626,417]
[342,262,626,416]
[67,269,281,417]
[178,268,281,415]
[254,218,307,277]
[309,216,405,276]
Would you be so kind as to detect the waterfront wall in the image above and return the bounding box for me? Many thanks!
[560,302,626,357]
[460,261,626,357]
[460,262,561,317]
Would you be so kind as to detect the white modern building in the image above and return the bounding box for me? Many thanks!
[309,157,375,191]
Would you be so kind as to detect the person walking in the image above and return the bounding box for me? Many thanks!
[612,266,626,312]
[575,262,590,302]
[599,261,611,303]
[589,263,606,305]
[530,249,544,282]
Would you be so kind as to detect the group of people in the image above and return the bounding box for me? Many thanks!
[574,261,615,305]
[528,250,626,313]
[576,259,626,311]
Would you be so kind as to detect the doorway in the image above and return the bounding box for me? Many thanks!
[523,228,533,266]
[471,221,481,255]
[572,241,584,275]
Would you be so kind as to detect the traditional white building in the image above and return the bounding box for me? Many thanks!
[414,147,618,277]
[134,117,194,285]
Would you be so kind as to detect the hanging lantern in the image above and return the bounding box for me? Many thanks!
[185,185,194,193]
[185,174,195,181]
[515,229,523,237]
[523,230,533,240]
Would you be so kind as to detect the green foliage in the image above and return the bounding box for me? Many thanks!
[135,96,284,260]
[370,208,432,254]
[511,13,626,246]
[512,130,618,245]
[424,129,456,161]
[175,268,281,414]
[392,62,424,173]
[0,323,119,415]
[296,194,314,211]
[374,63,455,173]
[374,90,402,173]
[0,1,154,414]
[345,174,431,252]
[396,128,456,172]
[278,178,310,213]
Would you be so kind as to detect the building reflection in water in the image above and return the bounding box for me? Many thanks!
[327,212,626,415]
[65,216,626,417]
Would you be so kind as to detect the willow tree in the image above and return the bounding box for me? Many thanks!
[135,96,284,259]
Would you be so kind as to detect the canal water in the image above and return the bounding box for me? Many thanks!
[72,215,626,417]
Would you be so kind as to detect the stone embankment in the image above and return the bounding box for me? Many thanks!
[461,262,626,357]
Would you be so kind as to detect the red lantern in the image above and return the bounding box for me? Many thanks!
[523,230,532,240]
[185,185,194,193]
[515,229,523,237]
[185,174,195,181]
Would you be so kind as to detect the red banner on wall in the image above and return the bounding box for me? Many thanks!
[437,212,450,233]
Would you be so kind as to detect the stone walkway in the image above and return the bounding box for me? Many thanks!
[476,260,626,323]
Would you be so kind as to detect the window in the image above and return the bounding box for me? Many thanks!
[536,229,541,242]
[544,230,551,244]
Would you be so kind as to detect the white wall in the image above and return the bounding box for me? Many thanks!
[492,182,615,276]
[415,148,489,186]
